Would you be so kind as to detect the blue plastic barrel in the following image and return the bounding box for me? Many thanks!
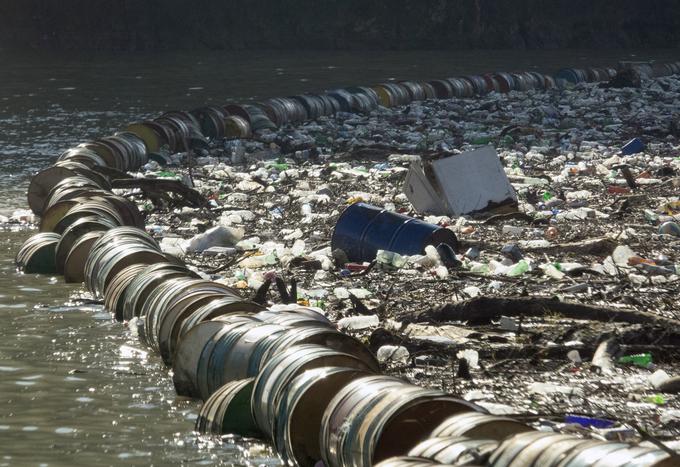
[331,203,458,262]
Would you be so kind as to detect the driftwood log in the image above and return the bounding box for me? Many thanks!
[111,178,208,208]
[418,296,680,327]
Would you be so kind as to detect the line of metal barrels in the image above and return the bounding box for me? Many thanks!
[15,61,680,467]
[16,227,678,467]
[19,62,680,209]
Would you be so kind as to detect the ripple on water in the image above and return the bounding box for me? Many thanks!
[65,376,86,382]
[55,427,76,434]
[21,374,43,380]
[118,451,151,459]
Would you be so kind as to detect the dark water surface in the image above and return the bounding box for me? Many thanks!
[0,48,677,466]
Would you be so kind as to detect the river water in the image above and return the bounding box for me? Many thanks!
[0,48,677,466]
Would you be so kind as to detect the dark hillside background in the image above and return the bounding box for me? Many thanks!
[0,0,678,51]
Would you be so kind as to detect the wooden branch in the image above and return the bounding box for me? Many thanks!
[418,296,680,327]
[368,328,680,363]
[111,178,208,208]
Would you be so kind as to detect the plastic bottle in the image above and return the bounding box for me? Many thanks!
[645,394,666,405]
[502,225,524,236]
[618,353,653,368]
[377,346,410,364]
[506,260,530,277]
[337,315,380,331]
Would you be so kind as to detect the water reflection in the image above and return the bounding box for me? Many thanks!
[0,231,279,465]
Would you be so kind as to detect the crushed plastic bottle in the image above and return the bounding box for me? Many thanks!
[529,382,583,396]
[337,315,380,331]
[376,250,407,269]
[502,225,524,236]
[377,345,410,364]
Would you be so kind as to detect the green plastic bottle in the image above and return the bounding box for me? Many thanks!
[507,260,530,277]
[618,353,653,368]
[644,394,666,405]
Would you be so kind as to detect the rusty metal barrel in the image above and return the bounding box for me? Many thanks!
[224,115,252,139]
[15,232,61,274]
[172,317,259,398]
[174,293,264,345]
[252,344,379,441]
[53,214,117,273]
[190,106,228,140]
[156,288,254,365]
[320,376,485,467]
[194,378,260,438]
[83,227,161,296]
[64,230,105,283]
[431,412,533,440]
[138,277,241,350]
[427,80,455,99]
[408,436,499,465]
[27,164,110,216]
[487,430,677,466]
[57,147,108,168]
[120,262,197,321]
[201,314,375,401]
[374,457,462,467]
[85,240,166,298]
[274,366,372,466]
[224,104,276,132]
